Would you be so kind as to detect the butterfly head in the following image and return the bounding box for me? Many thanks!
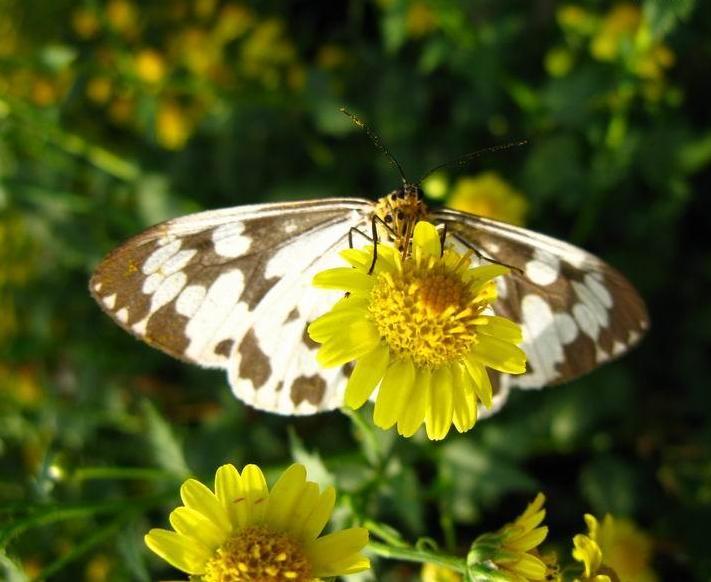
[374,184,429,255]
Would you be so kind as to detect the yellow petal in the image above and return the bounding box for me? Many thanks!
[413,221,441,258]
[144,529,211,575]
[307,527,369,576]
[472,334,527,374]
[451,363,478,433]
[373,359,416,430]
[180,479,230,534]
[313,554,371,578]
[467,264,510,287]
[240,464,269,524]
[214,464,243,529]
[425,365,454,440]
[316,320,381,368]
[508,552,547,579]
[169,506,227,550]
[264,464,307,531]
[312,267,374,295]
[463,355,493,409]
[397,367,430,437]
[287,481,320,538]
[308,300,367,343]
[345,343,390,409]
[299,485,335,541]
[478,315,523,343]
[507,525,548,553]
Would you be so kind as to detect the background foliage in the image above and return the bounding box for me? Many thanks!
[1,0,709,580]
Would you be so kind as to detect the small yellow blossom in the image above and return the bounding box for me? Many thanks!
[309,221,525,440]
[156,100,193,150]
[573,514,656,582]
[86,77,113,104]
[134,49,166,85]
[145,463,369,580]
[71,7,100,39]
[106,0,138,37]
[448,173,528,226]
[406,2,438,38]
[591,4,641,62]
[215,4,254,42]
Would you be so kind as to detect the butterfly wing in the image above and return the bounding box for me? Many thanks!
[90,198,372,414]
[430,208,649,394]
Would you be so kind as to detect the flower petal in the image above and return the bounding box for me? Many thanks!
[214,464,243,530]
[397,367,430,437]
[425,365,454,440]
[345,342,390,409]
[307,527,369,576]
[463,355,493,408]
[169,506,227,550]
[312,267,374,295]
[308,299,367,343]
[478,315,523,343]
[299,485,336,541]
[316,320,382,368]
[373,359,416,430]
[472,334,527,374]
[180,479,230,534]
[451,363,478,433]
[413,221,441,258]
[265,464,308,531]
[240,464,269,524]
[144,529,211,575]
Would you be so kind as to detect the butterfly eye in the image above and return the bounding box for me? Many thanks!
[397,211,404,221]
[384,214,393,223]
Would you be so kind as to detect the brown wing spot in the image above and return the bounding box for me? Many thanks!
[284,307,300,324]
[275,381,283,392]
[341,362,354,378]
[214,339,234,357]
[302,324,319,350]
[145,303,190,354]
[290,375,326,406]
[238,330,271,389]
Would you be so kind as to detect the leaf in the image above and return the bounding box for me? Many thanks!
[141,400,190,478]
[288,427,335,487]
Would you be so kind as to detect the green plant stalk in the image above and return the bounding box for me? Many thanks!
[367,540,466,572]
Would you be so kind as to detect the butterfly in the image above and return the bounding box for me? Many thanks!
[90,183,649,417]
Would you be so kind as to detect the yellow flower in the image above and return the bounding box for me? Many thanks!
[448,173,528,226]
[72,7,100,39]
[590,4,641,62]
[421,562,462,581]
[573,514,656,582]
[145,463,369,581]
[406,2,438,38]
[309,221,526,440]
[156,100,193,150]
[106,0,138,37]
[494,493,550,581]
[134,49,167,85]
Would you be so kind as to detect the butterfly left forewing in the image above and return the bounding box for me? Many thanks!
[431,208,649,389]
[90,198,371,377]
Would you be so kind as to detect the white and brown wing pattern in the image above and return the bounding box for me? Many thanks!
[431,208,649,394]
[90,198,372,414]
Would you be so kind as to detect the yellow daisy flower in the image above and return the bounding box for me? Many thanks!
[309,221,526,440]
[448,173,528,226]
[494,493,550,581]
[145,463,369,581]
[572,514,656,582]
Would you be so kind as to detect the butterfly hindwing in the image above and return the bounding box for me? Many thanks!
[431,208,649,389]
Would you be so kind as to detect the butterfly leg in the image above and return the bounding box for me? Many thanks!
[348,226,373,249]
[438,223,448,257]
[455,236,523,274]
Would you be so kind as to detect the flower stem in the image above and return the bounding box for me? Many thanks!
[367,540,466,572]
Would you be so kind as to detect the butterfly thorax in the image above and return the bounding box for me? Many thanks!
[373,184,429,255]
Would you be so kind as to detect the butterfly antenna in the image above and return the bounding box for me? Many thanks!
[340,107,408,185]
[416,139,528,185]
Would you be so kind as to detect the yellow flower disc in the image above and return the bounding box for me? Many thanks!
[203,525,311,581]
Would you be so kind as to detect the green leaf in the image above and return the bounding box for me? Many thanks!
[141,400,190,479]
[288,427,335,487]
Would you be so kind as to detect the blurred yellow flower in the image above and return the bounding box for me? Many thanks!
[406,2,438,38]
[156,100,193,150]
[108,95,135,125]
[545,46,574,77]
[421,563,462,582]
[591,4,640,62]
[86,77,113,104]
[309,222,525,440]
[573,514,656,582]
[106,0,139,37]
[71,7,100,39]
[448,172,528,226]
[634,44,675,81]
[215,3,254,42]
[195,0,218,20]
[557,5,595,33]
[84,553,112,582]
[30,77,59,107]
[241,19,296,86]
[145,463,369,580]
[316,44,348,71]
[134,49,167,84]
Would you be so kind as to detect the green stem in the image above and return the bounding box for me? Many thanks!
[367,540,466,572]
[72,466,176,482]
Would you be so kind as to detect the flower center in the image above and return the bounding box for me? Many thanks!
[202,525,312,582]
[369,261,486,368]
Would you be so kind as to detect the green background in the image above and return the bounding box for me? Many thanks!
[1,0,709,580]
